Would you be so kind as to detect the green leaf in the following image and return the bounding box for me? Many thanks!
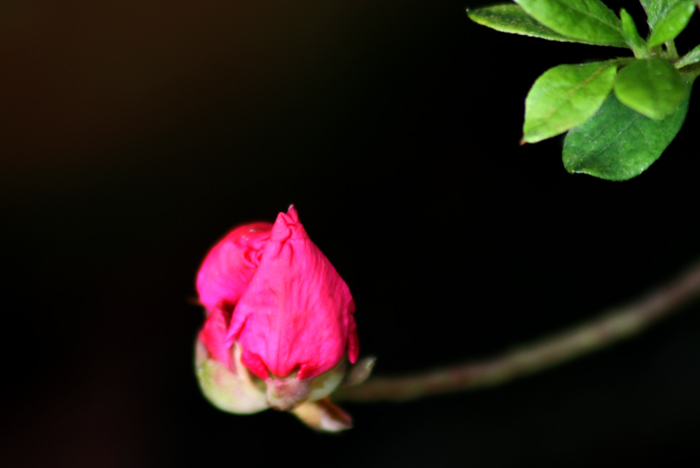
[522,61,619,143]
[514,0,625,45]
[620,8,648,57]
[641,0,683,29]
[562,88,690,180]
[614,58,687,119]
[676,44,700,68]
[467,4,625,46]
[647,0,695,47]
[467,4,596,44]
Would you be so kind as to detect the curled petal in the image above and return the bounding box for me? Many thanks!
[196,222,272,313]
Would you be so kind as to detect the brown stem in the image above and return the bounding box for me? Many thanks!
[334,259,700,403]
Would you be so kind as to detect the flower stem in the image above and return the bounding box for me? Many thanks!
[334,259,700,403]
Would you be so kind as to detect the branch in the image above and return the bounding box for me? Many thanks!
[334,258,700,403]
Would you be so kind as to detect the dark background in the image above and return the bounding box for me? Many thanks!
[1,1,699,467]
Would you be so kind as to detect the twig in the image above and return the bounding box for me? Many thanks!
[334,258,700,402]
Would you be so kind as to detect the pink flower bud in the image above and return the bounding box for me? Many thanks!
[195,206,359,418]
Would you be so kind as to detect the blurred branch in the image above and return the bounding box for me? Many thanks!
[334,258,700,402]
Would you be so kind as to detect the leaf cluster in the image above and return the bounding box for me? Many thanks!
[468,0,699,180]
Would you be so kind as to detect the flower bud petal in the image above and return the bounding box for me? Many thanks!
[198,307,233,369]
[227,205,358,380]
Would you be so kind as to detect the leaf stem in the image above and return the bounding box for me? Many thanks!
[665,40,679,60]
[334,258,700,403]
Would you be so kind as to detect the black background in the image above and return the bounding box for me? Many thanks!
[1,1,699,467]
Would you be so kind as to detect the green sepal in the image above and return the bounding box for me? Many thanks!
[522,61,619,143]
[195,340,269,415]
[562,87,690,181]
[514,0,626,46]
[647,0,695,47]
[614,58,687,120]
